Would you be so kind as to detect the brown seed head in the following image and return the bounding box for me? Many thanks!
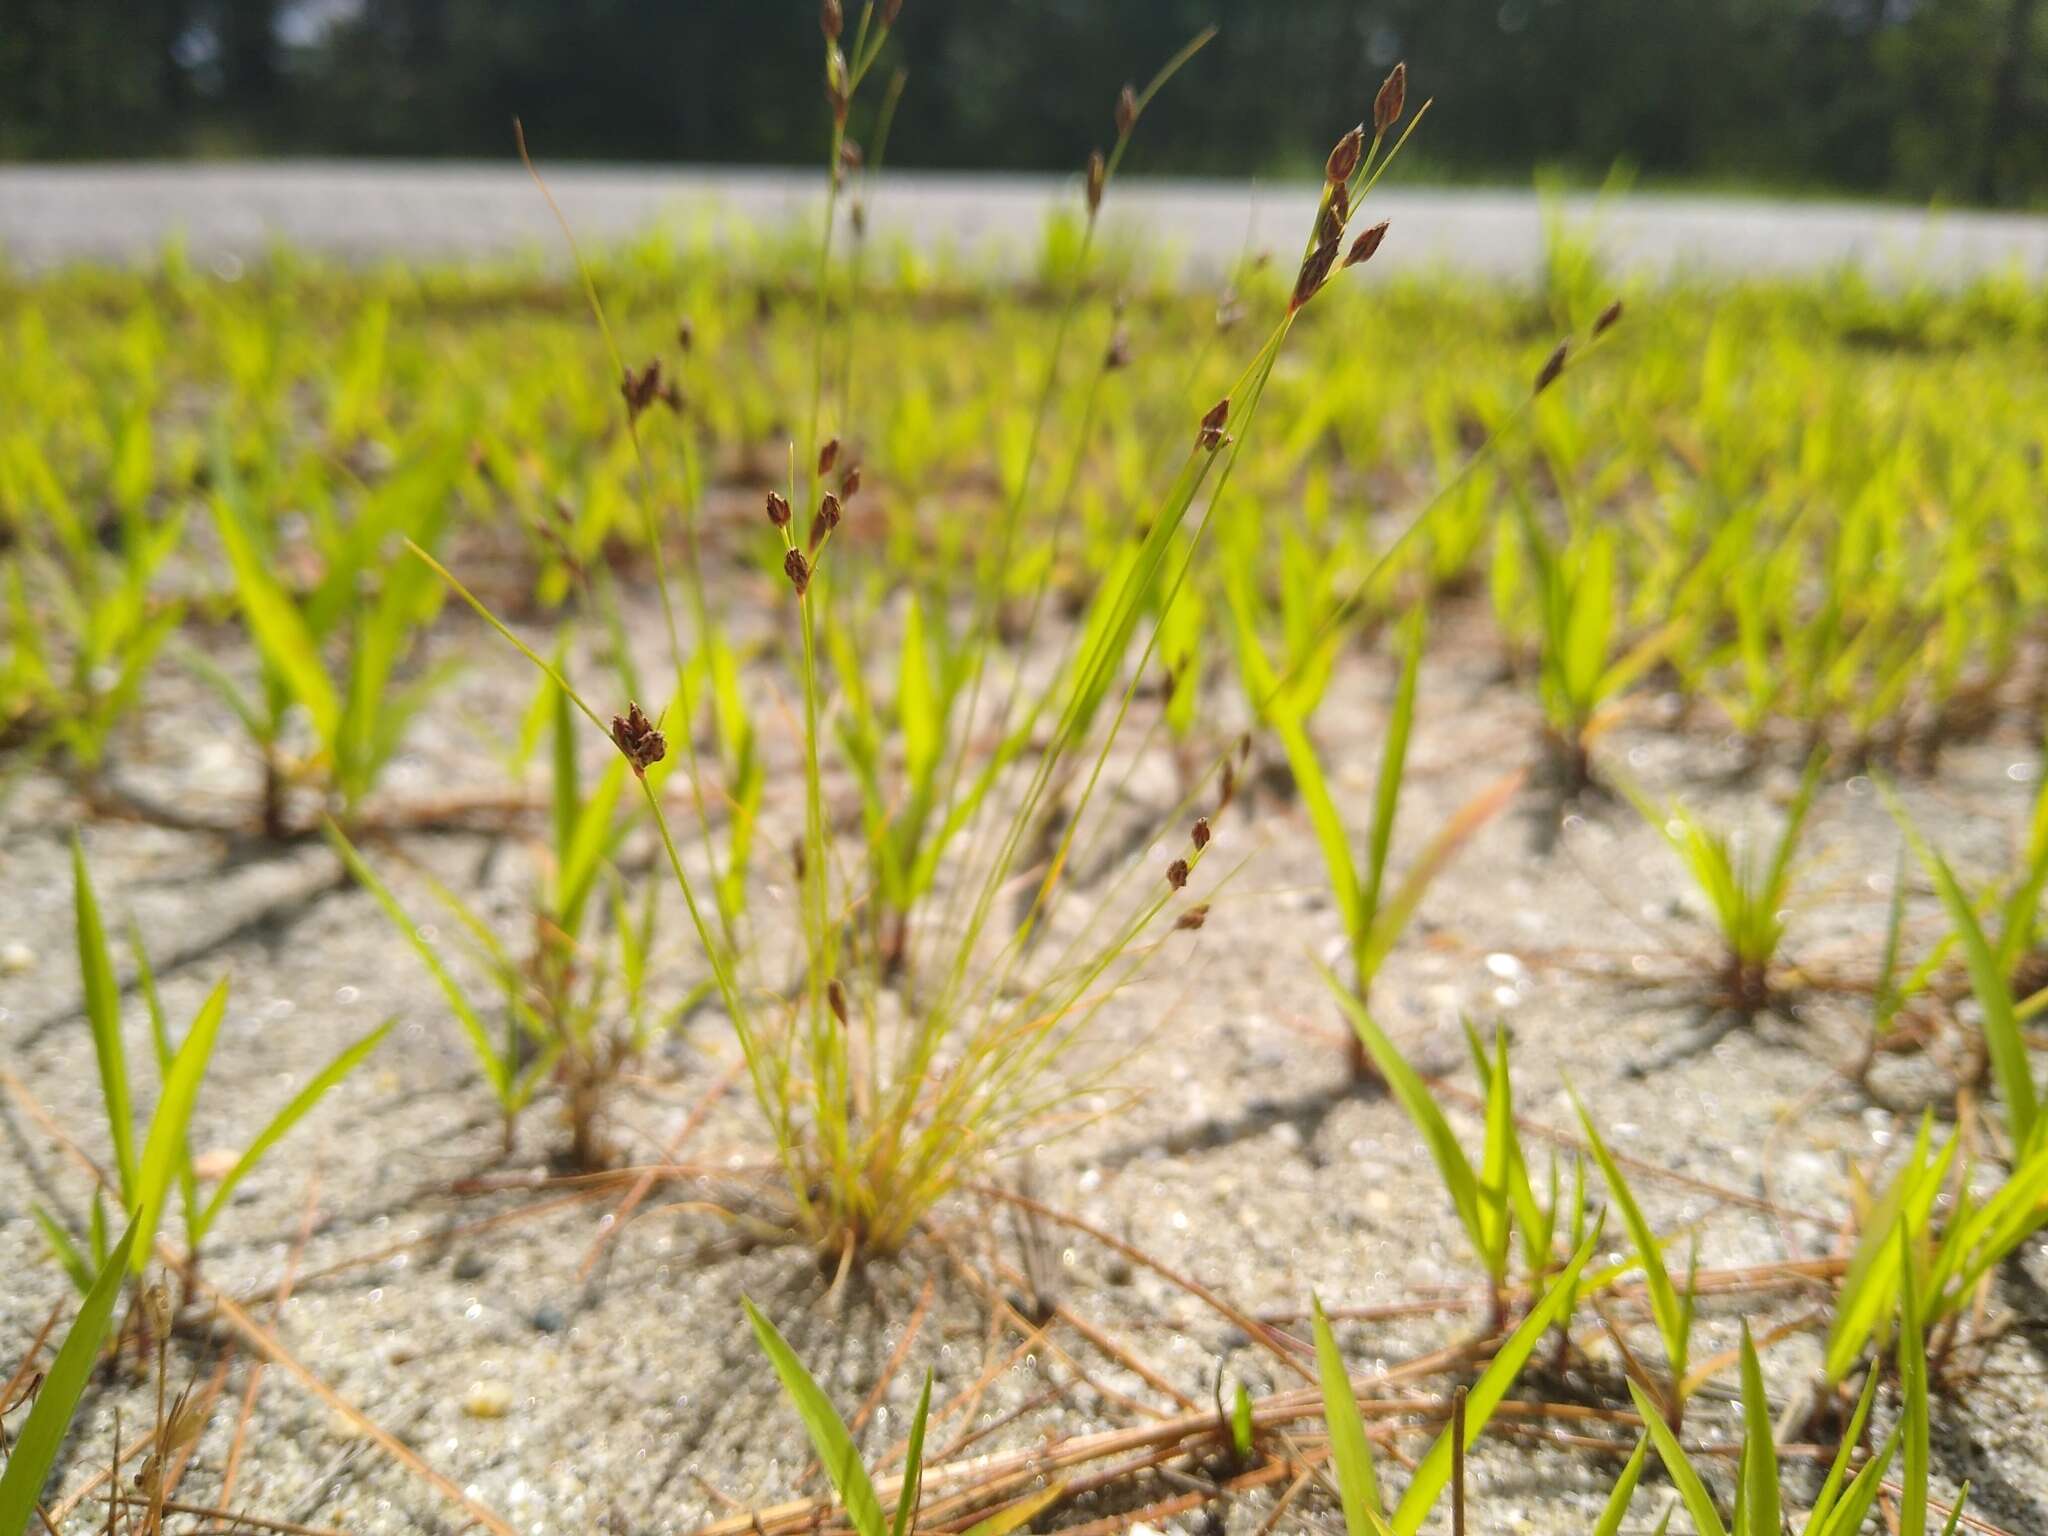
[820,490,843,530]
[1594,298,1625,337]
[784,548,812,596]
[1105,327,1131,370]
[882,0,903,24]
[1197,397,1230,452]
[818,437,840,476]
[610,702,668,776]
[1535,340,1569,395]
[840,462,862,499]
[766,489,792,528]
[1290,234,1341,312]
[821,0,842,41]
[621,358,663,423]
[1344,219,1390,267]
[827,977,849,1026]
[1326,125,1364,186]
[826,49,849,123]
[142,1281,172,1341]
[1114,84,1138,136]
[1166,858,1190,890]
[1192,816,1211,850]
[1218,758,1238,815]
[1085,150,1106,215]
[1175,903,1209,931]
[1373,62,1407,134]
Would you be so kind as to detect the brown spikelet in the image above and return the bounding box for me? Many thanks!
[1535,341,1569,394]
[1373,62,1407,134]
[766,490,792,528]
[784,548,812,596]
[1326,125,1364,185]
[621,359,663,423]
[1218,758,1238,815]
[826,49,850,124]
[1166,858,1190,890]
[821,0,843,41]
[840,463,862,499]
[827,978,849,1026]
[1197,397,1230,452]
[1594,298,1625,336]
[882,0,903,25]
[1175,904,1210,931]
[1290,235,1342,313]
[818,437,840,476]
[1192,816,1211,850]
[1085,150,1106,215]
[808,491,843,552]
[610,702,668,776]
[1344,219,1389,267]
[1115,84,1137,136]
[1105,327,1131,370]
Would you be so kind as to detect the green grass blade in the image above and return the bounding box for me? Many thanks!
[891,1370,932,1536]
[30,1204,92,1295]
[1815,1426,1902,1536]
[1925,846,2038,1148]
[1572,1088,1685,1386]
[1392,1222,1601,1534]
[212,491,340,742]
[72,834,135,1201]
[0,1215,141,1536]
[1325,971,1485,1260]
[197,1017,394,1238]
[1897,1224,1928,1536]
[1312,1295,1385,1533]
[1627,1378,1728,1536]
[1360,604,1424,924]
[1591,1436,1649,1536]
[129,977,229,1274]
[324,818,513,1104]
[744,1297,886,1536]
[130,918,200,1252]
[1735,1324,1780,1536]
[1800,1368,1879,1535]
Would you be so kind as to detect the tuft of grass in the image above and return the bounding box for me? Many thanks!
[40,835,390,1293]
[1629,750,1825,1019]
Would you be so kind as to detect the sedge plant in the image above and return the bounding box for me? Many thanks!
[326,666,664,1166]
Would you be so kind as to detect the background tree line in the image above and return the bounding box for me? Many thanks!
[4,0,2044,207]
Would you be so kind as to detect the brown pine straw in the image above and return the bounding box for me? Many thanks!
[98,1492,345,1536]
[969,1184,1314,1380]
[576,1054,745,1279]
[220,1171,324,1508]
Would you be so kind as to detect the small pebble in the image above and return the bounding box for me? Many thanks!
[0,942,34,974]
[452,1251,489,1280]
[464,1380,514,1419]
[531,1304,566,1335]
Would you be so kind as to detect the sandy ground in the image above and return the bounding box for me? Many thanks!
[4,586,2047,1535]
[6,165,2048,285]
